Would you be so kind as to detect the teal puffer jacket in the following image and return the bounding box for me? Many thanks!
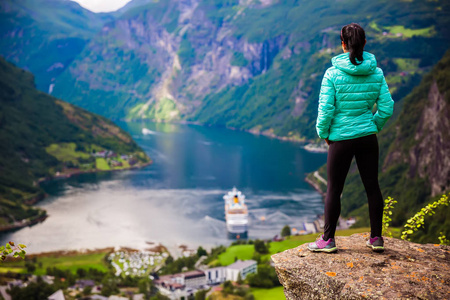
[316,51,394,141]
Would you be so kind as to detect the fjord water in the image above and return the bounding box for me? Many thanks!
[1,122,327,253]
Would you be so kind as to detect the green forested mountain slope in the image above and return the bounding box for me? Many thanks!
[48,0,450,141]
[0,57,150,231]
[308,49,450,243]
[0,0,112,92]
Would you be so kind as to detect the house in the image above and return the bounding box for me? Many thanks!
[48,289,65,300]
[106,151,116,158]
[75,279,95,289]
[108,296,128,300]
[226,260,257,281]
[7,280,24,289]
[155,275,184,291]
[89,295,108,300]
[110,160,123,167]
[204,267,227,285]
[93,150,107,158]
[155,270,206,289]
[41,275,55,285]
[183,270,206,288]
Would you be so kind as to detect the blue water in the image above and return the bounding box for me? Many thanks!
[0,121,327,253]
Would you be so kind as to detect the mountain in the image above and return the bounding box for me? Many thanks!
[48,0,450,141]
[307,49,450,243]
[0,57,151,231]
[0,0,113,92]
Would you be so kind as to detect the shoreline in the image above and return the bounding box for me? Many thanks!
[37,160,152,183]
[304,176,326,198]
[0,161,152,233]
[122,118,326,150]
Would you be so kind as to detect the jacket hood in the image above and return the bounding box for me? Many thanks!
[331,51,377,75]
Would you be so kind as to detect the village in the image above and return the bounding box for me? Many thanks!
[0,242,262,300]
[0,215,359,300]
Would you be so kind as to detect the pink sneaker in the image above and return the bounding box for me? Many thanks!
[307,235,337,253]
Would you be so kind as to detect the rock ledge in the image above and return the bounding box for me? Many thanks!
[271,233,450,299]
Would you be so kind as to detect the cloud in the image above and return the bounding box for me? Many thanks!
[71,0,133,13]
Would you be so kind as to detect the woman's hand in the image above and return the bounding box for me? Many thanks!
[325,138,331,145]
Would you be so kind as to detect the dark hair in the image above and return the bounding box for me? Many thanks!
[340,23,366,65]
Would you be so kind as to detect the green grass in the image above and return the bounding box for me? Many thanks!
[251,286,285,300]
[393,58,420,71]
[218,245,254,266]
[385,25,436,38]
[262,227,370,260]
[218,227,371,265]
[369,21,382,32]
[0,252,109,275]
[118,157,130,169]
[147,97,179,121]
[46,143,91,163]
[95,158,110,170]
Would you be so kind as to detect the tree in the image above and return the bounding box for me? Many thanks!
[281,225,291,237]
[25,261,36,273]
[197,246,207,257]
[83,286,92,296]
[237,272,243,285]
[150,293,170,300]
[101,275,119,297]
[165,255,174,265]
[76,268,87,278]
[194,289,208,300]
[7,278,55,300]
[246,264,280,288]
[222,280,234,296]
[254,240,268,254]
[139,277,153,300]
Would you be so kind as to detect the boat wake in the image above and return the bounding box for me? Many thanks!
[198,216,227,237]
[142,128,159,135]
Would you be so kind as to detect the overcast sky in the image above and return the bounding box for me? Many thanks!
[71,0,133,13]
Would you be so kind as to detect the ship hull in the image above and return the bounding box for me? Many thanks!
[227,230,248,239]
[226,222,248,234]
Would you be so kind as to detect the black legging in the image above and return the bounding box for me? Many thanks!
[323,134,383,241]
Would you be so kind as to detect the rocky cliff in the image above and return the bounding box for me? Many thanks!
[272,233,450,299]
[384,77,450,197]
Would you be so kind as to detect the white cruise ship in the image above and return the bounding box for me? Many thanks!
[223,188,248,238]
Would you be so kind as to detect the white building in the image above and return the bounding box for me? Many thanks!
[155,270,206,289]
[225,260,257,281]
[183,270,206,288]
[204,267,227,285]
[48,290,65,300]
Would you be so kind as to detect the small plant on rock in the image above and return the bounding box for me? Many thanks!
[438,232,449,246]
[1,241,26,262]
[382,196,397,238]
[401,194,449,241]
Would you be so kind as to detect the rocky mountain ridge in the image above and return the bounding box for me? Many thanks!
[384,80,450,197]
[0,57,150,232]
[43,0,450,141]
[0,0,113,91]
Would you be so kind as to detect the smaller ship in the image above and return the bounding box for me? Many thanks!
[224,187,248,239]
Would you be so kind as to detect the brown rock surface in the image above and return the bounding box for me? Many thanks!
[271,233,450,299]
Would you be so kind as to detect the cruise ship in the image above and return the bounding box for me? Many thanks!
[224,188,248,238]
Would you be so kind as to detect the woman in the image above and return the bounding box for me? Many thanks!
[308,23,394,253]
